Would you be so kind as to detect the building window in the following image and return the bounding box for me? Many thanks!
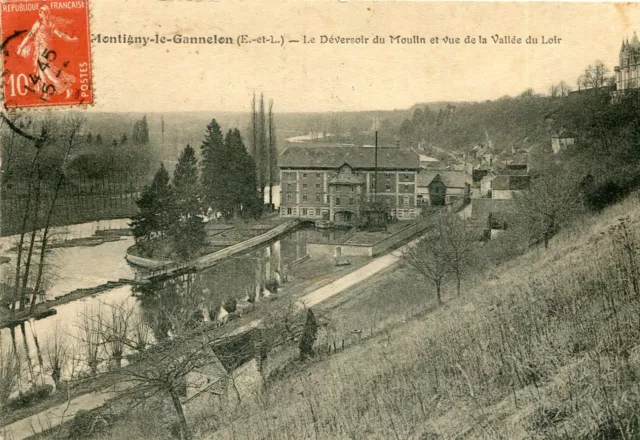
[303,183,307,189]
[386,173,391,179]
[316,194,321,203]
[287,194,292,202]
[349,197,354,205]
[309,208,315,216]
[302,194,308,202]
[404,196,409,205]
[316,183,321,189]
[303,173,308,178]
[326,195,330,203]
[336,197,341,206]
[287,207,292,215]
[316,173,321,178]
[386,183,391,191]
[287,183,292,190]
[302,208,308,216]
[351,185,355,192]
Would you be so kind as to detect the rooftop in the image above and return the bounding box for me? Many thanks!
[417,170,471,188]
[278,144,420,170]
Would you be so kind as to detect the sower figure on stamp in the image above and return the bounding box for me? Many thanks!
[16,6,78,99]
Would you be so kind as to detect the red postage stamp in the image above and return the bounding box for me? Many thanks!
[1,0,93,108]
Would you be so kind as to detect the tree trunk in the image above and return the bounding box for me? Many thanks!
[456,275,461,296]
[435,281,442,304]
[169,385,190,440]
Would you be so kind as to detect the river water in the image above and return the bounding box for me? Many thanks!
[0,219,342,387]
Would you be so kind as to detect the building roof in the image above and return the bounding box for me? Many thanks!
[417,170,471,188]
[279,145,420,170]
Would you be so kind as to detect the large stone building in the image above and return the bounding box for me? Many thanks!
[278,145,421,222]
[615,32,640,93]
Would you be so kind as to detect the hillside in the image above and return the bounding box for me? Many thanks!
[56,191,640,440]
[196,193,640,439]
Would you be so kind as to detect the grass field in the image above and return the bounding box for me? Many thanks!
[28,194,640,440]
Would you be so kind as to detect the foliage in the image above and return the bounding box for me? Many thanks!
[7,384,53,410]
[200,119,226,210]
[132,115,150,145]
[130,163,173,242]
[171,145,205,260]
[200,120,261,219]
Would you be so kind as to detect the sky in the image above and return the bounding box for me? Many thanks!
[83,1,640,113]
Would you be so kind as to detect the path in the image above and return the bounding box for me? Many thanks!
[0,239,411,440]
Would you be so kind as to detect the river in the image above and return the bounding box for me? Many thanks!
[0,219,345,388]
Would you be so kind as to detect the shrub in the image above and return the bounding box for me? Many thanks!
[264,278,279,293]
[7,384,53,409]
[223,297,237,313]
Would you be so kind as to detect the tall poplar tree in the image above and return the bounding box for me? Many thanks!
[267,99,278,209]
[257,94,267,205]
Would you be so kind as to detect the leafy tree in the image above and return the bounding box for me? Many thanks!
[95,133,102,145]
[200,119,226,211]
[171,145,205,260]
[132,115,150,145]
[225,129,261,218]
[130,163,172,243]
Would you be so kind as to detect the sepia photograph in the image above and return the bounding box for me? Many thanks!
[2,1,640,439]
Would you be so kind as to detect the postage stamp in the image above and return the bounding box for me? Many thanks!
[0,0,93,108]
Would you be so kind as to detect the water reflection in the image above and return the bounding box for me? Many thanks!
[1,226,325,389]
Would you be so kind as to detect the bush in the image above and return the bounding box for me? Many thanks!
[223,297,237,313]
[68,410,94,439]
[7,384,53,409]
[264,278,279,293]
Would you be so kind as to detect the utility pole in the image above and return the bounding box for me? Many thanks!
[374,130,378,203]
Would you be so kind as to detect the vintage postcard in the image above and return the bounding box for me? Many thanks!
[2,1,640,439]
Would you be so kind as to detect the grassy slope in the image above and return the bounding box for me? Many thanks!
[201,195,640,440]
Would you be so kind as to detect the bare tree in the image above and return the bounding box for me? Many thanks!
[0,341,21,409]
[76,305,103,376]
[403,227,449,303]
[44,323,70,392]
[29,115,85,311]
[514,167,584,249]
[439,213,477,295]
[578,60,610,90]
[558,80,572,97]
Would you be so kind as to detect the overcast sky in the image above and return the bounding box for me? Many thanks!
[88,1,639,113]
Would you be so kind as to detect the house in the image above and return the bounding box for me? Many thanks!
[490,174,531,200]
[470,198,518,239]
[416,170,471,208]
[551,131,576,154]
[615,31,640,95]
[278,145,421,223]
[479,170,497,197]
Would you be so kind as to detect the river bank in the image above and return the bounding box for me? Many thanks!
[0,252,372,433]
